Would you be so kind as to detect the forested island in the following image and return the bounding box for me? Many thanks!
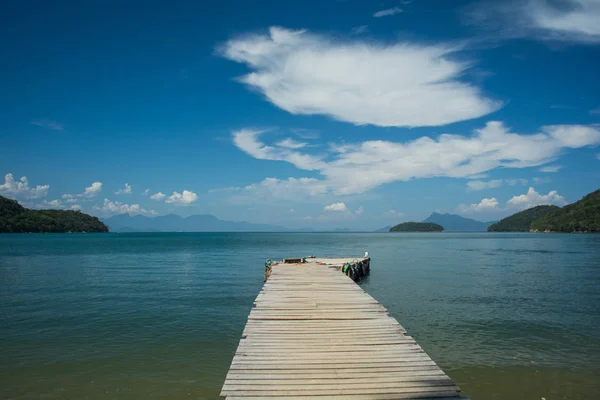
[489,189,599,233]
[487,205,560,232]
[530,189,599,232]
[0,195,108,233]
[389,222,444,232]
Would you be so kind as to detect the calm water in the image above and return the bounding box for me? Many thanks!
[1,233,599,399]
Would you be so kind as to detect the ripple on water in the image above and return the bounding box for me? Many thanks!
[1,232,599,400]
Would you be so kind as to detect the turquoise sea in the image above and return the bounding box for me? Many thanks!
[1,232,599,399]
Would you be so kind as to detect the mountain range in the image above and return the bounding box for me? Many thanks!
[103,213,286,232]
[422,212,495,232]
[105,211,496,233]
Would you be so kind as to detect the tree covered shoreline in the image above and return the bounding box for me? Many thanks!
[0,195,109,233]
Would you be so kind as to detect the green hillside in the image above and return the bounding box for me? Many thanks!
[531,189,600,233]
[390,222,444,232]
[488,205,560,232]
[0,195,109,233]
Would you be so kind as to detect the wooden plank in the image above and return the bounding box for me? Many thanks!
[228,361,441,370]
[221,386,459,396]
[225,369,447,380]
[221,258,464,400]
[222,379,456,391]
[225,364,440,375]
[225,394,465,400]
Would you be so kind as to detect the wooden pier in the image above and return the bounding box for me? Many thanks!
[221,257,465,399]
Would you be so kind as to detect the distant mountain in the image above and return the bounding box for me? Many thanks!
[374,225,392,233]
[389,222,444,232]
[488,205,560,232]
[0,195,108,233]
[531,189,600,233]
[423,212,495,232]
[103,213,287,232]
[333,228,353,232]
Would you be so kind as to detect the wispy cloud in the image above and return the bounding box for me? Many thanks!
[373,7,403,18]
[233,129,325,170]
[467,178,528,191]
[351,25,369,34]
[31,120,64,131]
[533,176,552,184]
[590,106,600,115]
[539,165,563,173]
[276,138,308,149]
[221,27,500,128]
[465,0,600,43]
[232,122,600,195]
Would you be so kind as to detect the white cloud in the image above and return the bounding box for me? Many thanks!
[543,124,600,147]
[94,199,156,216]
[386,209,405,217]
[457,187,567,215]
[507,187,567,210]
[62,181,102,200]
[31,120,64,131]
[355,206,364,215]
[165,190,198,205]
[467,0,600,43]
[533,177,552,184]
[275,138,308,149]
[65,198,79,204]
[233,129,325,170]
[467,179,503,191]
[150,192,166,201]
[0,173,49,199]
[467,178,528,190]
[221,27,500,127]
[244,177,328,199]
[208,186,242,193]
[351,25,369,34]
[115,183,132,195]
[506,178,529,186]
[526,0,600,42]
[39,199,63,209]
[143,189,150,196]
[324,202,348,212]
[457,197,500,213]
[37,199,82,211]
[373,7,403,17]
[81,182,102,198]
[539,165,562,173]
[233,122,600,196]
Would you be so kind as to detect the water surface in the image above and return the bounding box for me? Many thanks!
[1,233,599,399]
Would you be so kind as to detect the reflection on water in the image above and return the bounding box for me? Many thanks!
[1,232,599,399]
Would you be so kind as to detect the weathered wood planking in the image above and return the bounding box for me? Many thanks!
[221,258,466,400]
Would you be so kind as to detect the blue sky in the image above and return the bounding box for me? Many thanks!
[1,0,599,230]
